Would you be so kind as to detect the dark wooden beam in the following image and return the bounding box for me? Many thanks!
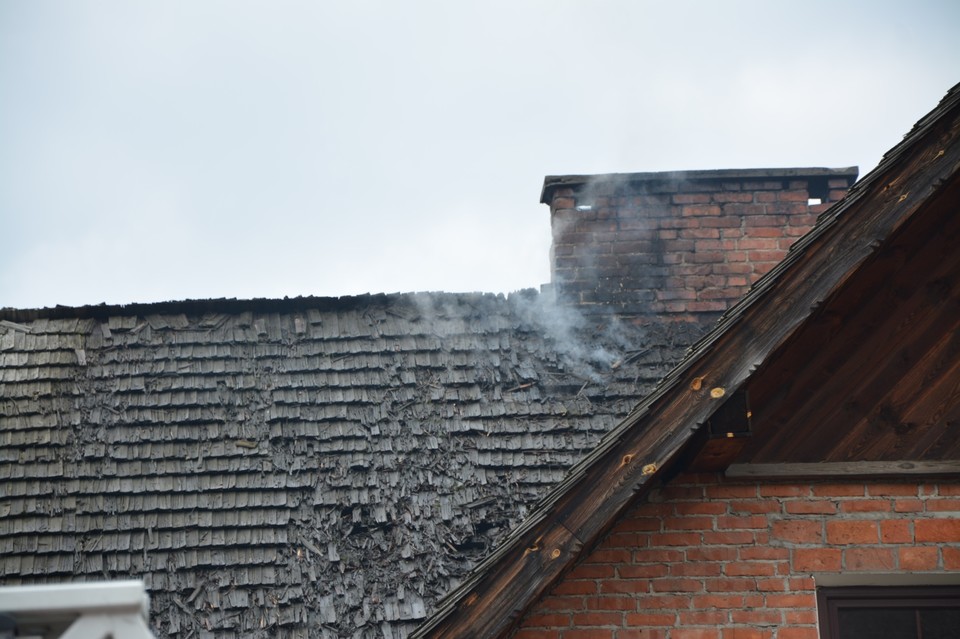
[726,460,960,479]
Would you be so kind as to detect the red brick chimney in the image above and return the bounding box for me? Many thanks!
[541,167,857,327]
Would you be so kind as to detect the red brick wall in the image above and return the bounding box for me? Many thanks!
[547,171,854,326]
[513,473,960,639]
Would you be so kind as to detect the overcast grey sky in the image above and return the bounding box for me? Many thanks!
[1,1,958,309]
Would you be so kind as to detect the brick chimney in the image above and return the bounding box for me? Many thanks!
[541,167,857,328]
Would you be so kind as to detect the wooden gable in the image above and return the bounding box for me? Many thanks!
[690,161,960,475]
[738,174,960,466]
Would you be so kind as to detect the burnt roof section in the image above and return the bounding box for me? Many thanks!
[0,289,702,639]
[417,84,960,638]
[0,293,419,323]
[540,166,859,204]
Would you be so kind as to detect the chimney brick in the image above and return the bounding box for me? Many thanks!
[541,168,858,329]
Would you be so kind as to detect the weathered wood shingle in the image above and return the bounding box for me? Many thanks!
[0,291,697,638]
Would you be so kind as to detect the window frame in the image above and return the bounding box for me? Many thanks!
[817,586,960,639]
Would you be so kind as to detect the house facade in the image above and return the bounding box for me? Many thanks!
[8,84,955,639]
[416,84,960,639]
[0,164,852,639]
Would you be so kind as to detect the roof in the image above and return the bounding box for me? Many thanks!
[415,83,960,637]
[0,290,702,638]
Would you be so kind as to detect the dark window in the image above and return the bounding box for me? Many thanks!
[818,587,960,639]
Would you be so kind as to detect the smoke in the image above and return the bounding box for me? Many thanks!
[407,170,690,384]
[508,287,639,383]
[403,289,642,386]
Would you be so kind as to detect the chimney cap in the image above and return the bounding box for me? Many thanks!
[540,167,859,204]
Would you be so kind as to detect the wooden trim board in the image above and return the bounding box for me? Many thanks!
[725,460,960,479]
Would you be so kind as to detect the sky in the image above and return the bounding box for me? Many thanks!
[1,1,958,309]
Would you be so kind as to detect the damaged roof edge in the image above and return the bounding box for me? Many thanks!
[0,290,534,323]
[539,166,860,204]
[0,294,408,323]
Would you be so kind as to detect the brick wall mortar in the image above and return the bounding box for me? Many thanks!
[513,474,960,639]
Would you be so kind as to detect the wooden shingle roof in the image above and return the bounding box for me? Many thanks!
[0,291,700,638]
[414,82,960,638]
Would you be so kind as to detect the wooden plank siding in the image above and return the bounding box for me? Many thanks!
[740,176,960,464]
